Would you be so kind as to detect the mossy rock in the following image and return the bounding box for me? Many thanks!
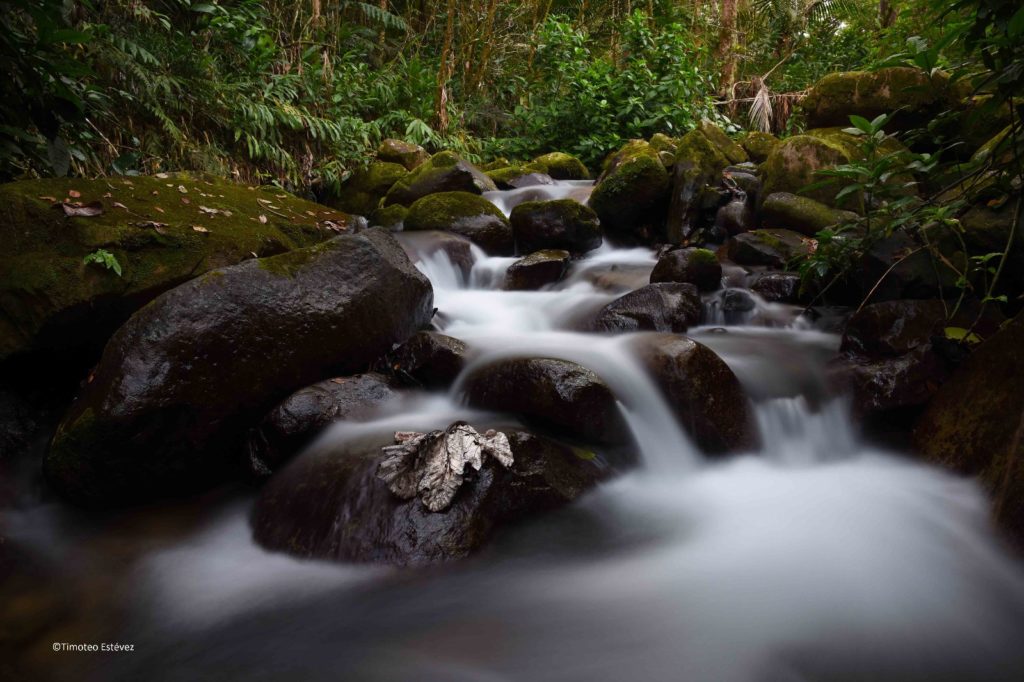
[485,163,550,189]
[404,191,513,254]
[666,129,730,243]
[0,173,355,362]
[800,67,970,132]
[383,151,497,207]
[376,139,430,171]
[510,199,602,254]
[697,120,748,164]
[725,228,814,269]
[369,203,408,231]
[760,192,858,237]
[478,158,512,172]
[589,140,670,243]
[532,152,590,180]
[740,131,781,163]
[327,161,407,216]
[649,133,680,167]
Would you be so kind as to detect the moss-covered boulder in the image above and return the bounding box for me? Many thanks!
[404,191,513,254]
[740,131,781,163]
[532,152,590,180]
[666,129,730,243]
[649,133,680,167]
[510,199,602,254]
[369,203,408,231]
[376,139,430,171]
[913,313,1024,541]
[328,161,407,216]
[760,192,858,236]
[589,140,670,243]
[725,228,814,269]
[760,130,855,207]
[44,229,433,506]
[485,163,552,189]
[383,151,496,207]
[800,67,969,132]
[0,173,355,363]
[505,250,571,291]
[650,247,722,291]
[697,120,749,164]
[478,158,511,172]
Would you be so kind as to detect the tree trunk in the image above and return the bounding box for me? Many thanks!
[436,0,457,133]
[879,0,898,29]
[716,0,738,94]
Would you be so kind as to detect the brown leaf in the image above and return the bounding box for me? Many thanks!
[103,192,113,198]
[181,197,191,205]
[258,214,268,224]
[177,185,188,194]
[38,195,58,203]
[191,225,210,233]
[155,172,169,179]
[257,198,272,205]
[68,189,81,198]
[154,206,165,213]
[135,221,168,234]
[113,202,128,210]
[198,205,220,215]
[60,201,104,217]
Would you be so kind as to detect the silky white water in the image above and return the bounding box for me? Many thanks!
[10,182,1024,681]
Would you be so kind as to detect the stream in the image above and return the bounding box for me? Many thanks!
[7,181,1024,681]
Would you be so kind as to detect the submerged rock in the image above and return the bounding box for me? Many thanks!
[509,199,602,254]
[383,151,496,207]
[251,429,606,566]
[404,191,513,254]
[725,229,814,269]
[388,331,468,389]
[505,250,571,291]
[532,152,590,180]
[650,247,722,291]
[589,140,670,244]
[45,230,433,506]
[592,283,702,333]
[376,139,430,171]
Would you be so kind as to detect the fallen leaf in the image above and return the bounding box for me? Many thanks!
[103,192,112,198]
[198,205,219,215]
[192,225,210,233]
[250,251,258,258]
[38,195,58,203]
[177,185,188,194]
[68,189,81,198]
[276,194,287,199]
[257,198,272,205]
[60,201,104,217]
[154,206,165,214]
[155,172,169,179]
[151,190,159,195]
[222,210,233,217]
[258,214,268,224]
[113,202,128,210]
[135,221,168,234]
[181,197,191,205]
[330,378,347,385]
[305,211,316,217]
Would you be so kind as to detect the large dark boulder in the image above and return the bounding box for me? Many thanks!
[509,199,602,254]
[749,271,802,303]
[404,191,513,255]
[388,331,468,389]
[251,430,606,566]
[589,140,670,244]
[45,230,433,506]
[650,247,722,291]
[725,229,814,269]
[463,358,628,445]
[592,283,701,333]
[505,250,571,291]
[247,373,400,475]
[383,151,496,207]
[633,334,758,454]
[666,128,730,243]
[857,232,960,301]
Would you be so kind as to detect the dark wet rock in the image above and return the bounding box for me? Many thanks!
[486,165,551,189]
[397,230,476,280]
[841,300,953,357]
[592,283,701,334]
[0,386,37,463]
[666,129,730,243]
[633,334,758,454]
[388,331,468,389]
[377,139,430,171]
[45,230,434,506]
[505,250,571,291]
[715,199,754,236]
[509,173,555,189]
[532,152,590,180]
[749,271,802,303]
[960,203,1024,294]
[578,264,655,293]
[740,131,780,163]
[251,429,606,566]
[858,232,960,301]
[590,140,670,244]
[510,199,602,254]
[247,373,400,475]
[760,192,858,237]
[463,358,627,445]
[328,161,407,216]
[721,289,756,313]
[650,247,722,291]
[404,191,513,255]
[913,313,1024,542]
[383,151,497,207]
[725,229,813,269]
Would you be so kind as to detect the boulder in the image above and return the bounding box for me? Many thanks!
[0,173,355,363]
[725,229,814,269]
[383,151,496,207]
[760,192,858,237]
[715,198,755,236]
[749,271,802,303]
[760,129,858,207]
[697,120,748,164]
[397,230,476,280]
[913,313,1024,541]
[251,429,606,566]
[45,229,434,506]
[857,232,960,301]
[376,139,430,171]
[388,331,468,389]
[485,164,551,190]
[841,299,953,357]
[247,373,400,475]
[505,250,571,291]
[463,358,628,445]
[960,204,1024,294]
[589,140,671,243]
[650,247,722,291]
[740,131,780,163]
[632,334,757,454]
[509,199,602,254]
[592,283,701,333]
[532,152,590,180]
[369,203,408,231]
[649,133,679,167]
[327,161,406,216]
[666,129,730,243]
[404,191,513,254]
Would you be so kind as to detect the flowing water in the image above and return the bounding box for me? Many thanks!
[7,181,1024,681]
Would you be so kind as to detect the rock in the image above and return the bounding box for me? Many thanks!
[463,358,627,445]
[532,152,590,180]
[726,229,814,268]
[760,192,858,237]
[592,283,701,333]
[509,173,555,189]
[251,429,606,566]
[858,232,960,301]
[479,158,511,171]
[0,173,356,363]
[509,199,602,254]
[404,191,513,254]
[721,288,756,313]
[650,247,722,291]
[397,230,476,280]
[697,120,748,164]
[960,203,1024,294]
[247,373,400,475]
[505,250,571,291]
[327,161,407,216]
[632,334,757,454]
[45,230,434,506]
[383,151,497,207]
[760,129,857,207]
[740,131,780,163]
[377,139,430,171]
[649,133,679,166]
[715,198,755,236]
[726,170,762,199]
[589,140,670,243]
[388,331,468,388]
[913,313,1024,541]
[369,203,408,231]
[749,271,802,303]
[666,129,730,243]
[485,164,551,190]
[841,300,952,357]
[800,67,969,132]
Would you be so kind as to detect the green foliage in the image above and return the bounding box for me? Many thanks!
[83,249,122,276]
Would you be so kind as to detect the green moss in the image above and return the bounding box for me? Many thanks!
[327,161,407,216]
[478,158,511,172]
[430,151,461,169]
[376,139,429,170]
[532,152,590,180]
[404,191,506,232]
[740,131,780,163]
[383,151,496,206]
[761,133,853,207]
[486,165,533,187]
[689,248,718,266]
[370,203,408,231]
[761,192,857,236]
[697,120,748,164]
[256,239,331,278]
